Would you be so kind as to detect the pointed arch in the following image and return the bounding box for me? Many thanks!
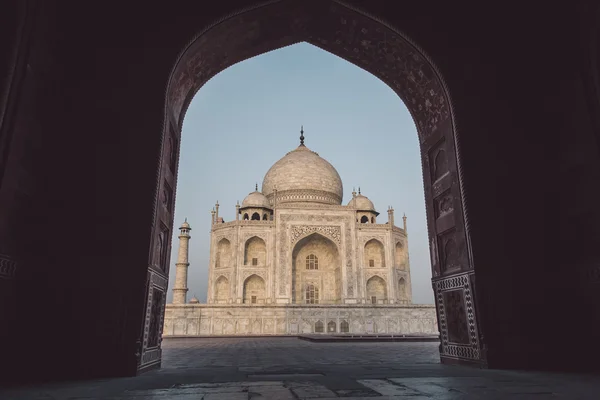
[215,238,231,269]
[398,277,407,301]
[395,241,406,269]
[214,275,230,303]
[291,232,340,304]
[366,275,387,304]
[243,274,265,304]
[251,212,260,220]
[244,236,266,266]
[364,238,386,268]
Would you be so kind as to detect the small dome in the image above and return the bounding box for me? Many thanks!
[189,296,200,304]
[241,190,271,209]
[348,194,375,211]
[180,220,191,229]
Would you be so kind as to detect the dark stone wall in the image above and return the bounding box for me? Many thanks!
[0,0,598,383]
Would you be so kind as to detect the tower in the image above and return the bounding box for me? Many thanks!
[172,219,192,304]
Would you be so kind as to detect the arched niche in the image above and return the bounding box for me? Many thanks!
[215,238,231,269]
[364,239,386,268]
[398,277,407,301]
[395,241,406,269]
[291,232,340,304]
[251,212,260,220]
[244,236,266,266]
[214,276,230,303]
[243,274,265,304]
[366,275,387,303]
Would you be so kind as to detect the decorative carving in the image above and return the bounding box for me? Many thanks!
[291,225,341,246]
[242,270,266,282]
[147,288,164,348]
[434,272,480,361]
[435,191,454,219]
[0,254,17,279]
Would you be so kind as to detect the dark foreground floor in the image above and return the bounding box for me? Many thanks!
[2,337,599,399]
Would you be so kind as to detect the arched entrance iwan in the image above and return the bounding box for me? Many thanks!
[143,0,478,372]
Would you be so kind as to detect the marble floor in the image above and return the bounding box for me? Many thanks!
[1,338,599,399]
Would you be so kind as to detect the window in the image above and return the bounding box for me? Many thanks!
[306,254,319,270]
[305,284,319,304]
[243,213,249,220]
[369,259,375,267]
[361,215,369,223]
[251,296,257,304]
[315,320,324,333]
[371,296,377,304]
[252,258,258,266]
[262,213,268,220]
[251,212,260,220]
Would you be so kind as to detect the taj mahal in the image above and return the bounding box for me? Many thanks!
[163,129,438,336]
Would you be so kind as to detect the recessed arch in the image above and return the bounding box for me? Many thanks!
[291,232,341,304]
[366,275,387,303]
[243,274,266,304]
[395,241,406,269]
[158,0,476,366]
[215,238,231,269]
[364,239,386,268]
[214,275,230,303]
[251,212,260,220]
[244,236,266,266]
[360,215,369,224]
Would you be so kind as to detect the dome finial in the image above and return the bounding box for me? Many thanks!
[358,186,361,194]
[255,183,258,191]
[300,125,305,146]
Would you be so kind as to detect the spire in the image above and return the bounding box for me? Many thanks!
[255,183,258,191]
[358,186,361,195]
[300,125,305,146]
[184,217,187,222]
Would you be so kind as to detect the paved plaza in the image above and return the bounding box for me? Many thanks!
[2,337,600,399]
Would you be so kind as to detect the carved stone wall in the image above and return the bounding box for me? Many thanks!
[163,304,438,336]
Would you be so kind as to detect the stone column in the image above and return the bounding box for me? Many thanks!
[172,219,192,304]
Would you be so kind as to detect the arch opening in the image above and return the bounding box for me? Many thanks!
[214,276,230,303]
[244,236,266,266]
[158,0,474,367]
[243,274,266,304]
[291,233,341,304]
[216,238,231,269]
[364,239,386,269]
[366,275,387,304]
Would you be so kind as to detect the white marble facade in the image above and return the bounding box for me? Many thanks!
[164,130,438,336]
[163,304,438,336]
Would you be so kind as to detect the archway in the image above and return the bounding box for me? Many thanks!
[152,0,476,370]
[395,241,406,269]
[291,232,341,304]
[215,238,231,269]
[243,274,266,304]
[244,236,266,266]
[366,275,387,304]
[364,239,386,268]
[214,276,230,303]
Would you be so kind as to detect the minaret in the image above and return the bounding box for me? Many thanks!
[388,206,395,228]
[172,219,192,304]
[235,201,240,221]
[403,213,407,233]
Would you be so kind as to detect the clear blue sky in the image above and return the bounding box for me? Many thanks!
[168,42,434,305]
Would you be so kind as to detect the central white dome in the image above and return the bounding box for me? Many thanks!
[262,144,343,205]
